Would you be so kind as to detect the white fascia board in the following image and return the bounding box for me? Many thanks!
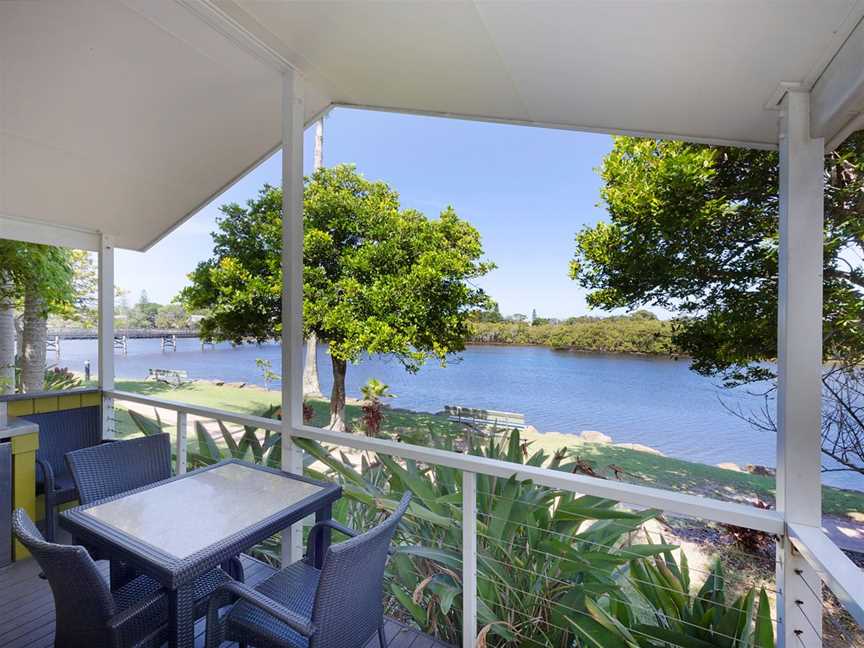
[333,103,779,151]
[811,13,864,149]
[0,212,100,251]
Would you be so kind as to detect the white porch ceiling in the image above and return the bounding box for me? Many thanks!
[2,0,864,251]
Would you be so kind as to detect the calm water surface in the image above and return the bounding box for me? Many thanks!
[53,337,860,491]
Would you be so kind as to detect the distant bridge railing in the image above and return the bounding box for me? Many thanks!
[46,328,200,340]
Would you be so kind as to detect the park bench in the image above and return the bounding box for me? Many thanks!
[147,368,189,387]
[444,405,526,430]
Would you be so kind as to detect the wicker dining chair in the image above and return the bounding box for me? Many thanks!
[23,405,103,542]
[12,508,231,648]
[65,433,173,504]
[65,433,173,590]
[205,492,412,648]
[65,433,244,587]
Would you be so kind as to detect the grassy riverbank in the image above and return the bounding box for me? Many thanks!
[113,379,864,520]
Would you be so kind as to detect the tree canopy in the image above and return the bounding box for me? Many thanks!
[0,241,78,316]
[303,164,494,370]
[0,241,85,392]
[571,134,864,385]
[181,187,282,343]
[182,163,494,429]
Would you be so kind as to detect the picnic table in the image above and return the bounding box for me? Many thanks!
[444,405,526,429]
[147,368,188,387]
[60,459,341,648]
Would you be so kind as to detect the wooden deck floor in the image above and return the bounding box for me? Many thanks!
[0,554,448,648]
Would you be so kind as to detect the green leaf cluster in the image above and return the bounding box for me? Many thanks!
[571,134,864,383]
[574,545,774,648]
[181,164,495,371]
[296,429,678,647]
[0,240,78,317]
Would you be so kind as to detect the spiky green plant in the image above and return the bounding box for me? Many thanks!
[572,540,775,648]
[295,430,673,647]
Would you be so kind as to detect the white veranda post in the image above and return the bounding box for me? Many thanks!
[98,234,115,439]
[776,89,824,648]
[281,68,306,565]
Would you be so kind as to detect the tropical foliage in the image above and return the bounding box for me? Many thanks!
[0,241,84,393]
[580,546,774,648]
[42,366,83,392]
[359,378,394,437]
[294,430,774,648]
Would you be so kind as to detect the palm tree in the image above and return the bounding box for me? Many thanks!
[21,289,47,392]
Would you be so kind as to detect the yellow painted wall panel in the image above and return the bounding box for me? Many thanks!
[33,397,59,413]
[8,400,33,417]
[81,392,102,407]
[57,394,83,411]
[11,431,39,560]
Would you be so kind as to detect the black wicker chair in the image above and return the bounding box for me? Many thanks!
[13,508,231,648]
[22,405,103,541]
[205,492,412,648]
[65,433,173,503]
[65,433,244,587]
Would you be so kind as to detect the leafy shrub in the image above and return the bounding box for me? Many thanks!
[44,366,82,391]
[359,378,394,437]
[576,542,774,647]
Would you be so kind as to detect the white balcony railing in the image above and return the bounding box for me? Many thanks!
[107,389,864,648]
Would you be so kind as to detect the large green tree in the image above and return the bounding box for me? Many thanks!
[182,164,494,430]
[571,134,864,473]
[0,241,78,392]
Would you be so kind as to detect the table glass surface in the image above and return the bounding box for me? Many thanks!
[81,463,322,559]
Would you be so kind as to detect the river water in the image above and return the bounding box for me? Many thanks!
[52,337,861,491]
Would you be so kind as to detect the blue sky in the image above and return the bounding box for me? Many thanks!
[116,108,615,319]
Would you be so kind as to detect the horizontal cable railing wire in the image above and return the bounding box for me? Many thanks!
[470,532,781,620]
[431,536,781,631]
[794,564,861,645]
[489,599,719,648]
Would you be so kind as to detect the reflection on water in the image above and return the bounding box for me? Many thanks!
[52,337,860,490]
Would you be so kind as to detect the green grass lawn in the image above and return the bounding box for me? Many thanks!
[114,379,864,519]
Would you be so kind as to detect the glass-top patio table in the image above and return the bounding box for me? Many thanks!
[60,458,342,648]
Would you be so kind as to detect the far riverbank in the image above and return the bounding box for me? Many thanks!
[468,316,677,355]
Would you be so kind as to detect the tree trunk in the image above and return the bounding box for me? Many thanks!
[14,314,23,389]
[0,278,15,394]
[328,355,347,432]
[302,118,325,397]
[303,332,322,396]
[21,290,47,393]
